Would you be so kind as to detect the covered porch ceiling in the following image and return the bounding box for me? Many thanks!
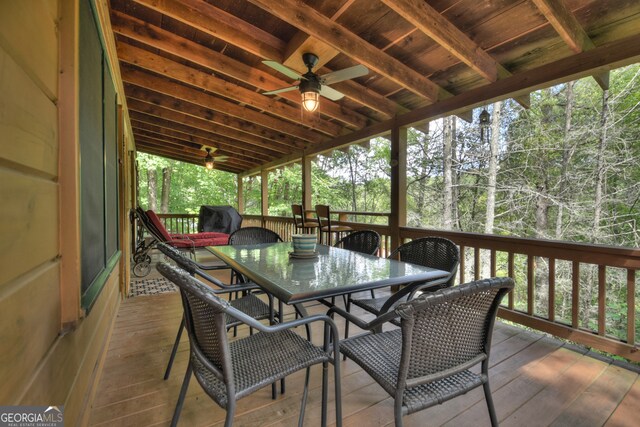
[108,0,640,174]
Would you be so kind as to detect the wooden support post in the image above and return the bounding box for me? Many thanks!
[237,174,244,213]
[302,155,312,212]
[389,124,407,252]
[261,169,268,227]
[59,0,81,331]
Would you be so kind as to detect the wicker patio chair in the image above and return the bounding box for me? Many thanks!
[156,243,273,383]
[156,262,343,427]
[228,226,285,317]
[333,230,381,336]
[315,204,353,245]
[329,277,514,427]
[292,204,320,234]
[346,237,459,337]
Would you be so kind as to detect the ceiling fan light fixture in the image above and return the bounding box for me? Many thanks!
[301,90,319,112]
[204,148,215,170]
[299,77,321,112]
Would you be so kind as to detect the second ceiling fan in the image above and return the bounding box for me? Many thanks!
[262,53,369,112]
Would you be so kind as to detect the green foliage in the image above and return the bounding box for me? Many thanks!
[137,153,237,213]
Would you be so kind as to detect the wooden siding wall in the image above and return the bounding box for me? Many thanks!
[0,1,121,425]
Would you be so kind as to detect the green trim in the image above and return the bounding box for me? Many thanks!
[81,250,121,313]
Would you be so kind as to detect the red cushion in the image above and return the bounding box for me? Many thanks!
[146,210,173,241]
[169,236,229,248]
[172,232,229,242]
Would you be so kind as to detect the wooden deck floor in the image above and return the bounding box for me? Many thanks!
[87,266,639,426]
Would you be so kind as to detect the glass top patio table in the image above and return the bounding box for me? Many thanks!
[208,242,450,304]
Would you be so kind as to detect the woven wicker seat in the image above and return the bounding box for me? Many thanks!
[331,277,513,427]
[347,237,459,336]
[157,262,343,427]
[156,243,273,382]
[228,226,283,245]
[292,204,319,234]
[315,204,353,245]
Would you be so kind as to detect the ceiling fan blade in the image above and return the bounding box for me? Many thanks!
[319,85,345,101]
[321,64,369,85]
[262,60,303,80]
[213,155,229,162]
[263,85,299,96]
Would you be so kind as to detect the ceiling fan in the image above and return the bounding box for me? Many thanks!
[262,53,369,112]
[202,147,229,170]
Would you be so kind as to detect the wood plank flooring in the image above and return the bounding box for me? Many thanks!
[87,261,639,426]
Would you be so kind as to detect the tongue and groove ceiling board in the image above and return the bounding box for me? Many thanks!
[107,0,640,172]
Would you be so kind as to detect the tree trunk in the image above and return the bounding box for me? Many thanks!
[147,167,158,212]
[482,102,501,277]
[415,123,429,217]
[485,101,502,236]
[443,117,455,229]
[593,89,610,242]
[160,167,172,213]
[555,81,575,239]
[347,152,357,211]
[535,182,549,239]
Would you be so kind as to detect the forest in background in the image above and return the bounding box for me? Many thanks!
[138,64,639,343]
[139,64,640,249]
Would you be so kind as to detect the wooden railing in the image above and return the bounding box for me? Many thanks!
[239,214,639,361]
[157,213,198,234]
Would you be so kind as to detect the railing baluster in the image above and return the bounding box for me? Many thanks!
[548,258,556,322]
[527,254,534,315]
[474,247,480,280]
[508,252,514,309]
[490,249,496,277]
[572,261,580,329]
[598,265,606,336]
[627,269,635,346]
[459,245,465,285]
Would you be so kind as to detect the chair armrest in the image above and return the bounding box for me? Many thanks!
[327,305,398,331]
[379,276,450,314]
[193,269,261,293]
[224,308,341,354]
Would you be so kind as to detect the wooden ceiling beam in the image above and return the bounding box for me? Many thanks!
[247,0,450,102]
[121,66,321,145]
[133,131,254,168]
[136,144,241,173]
[380,0,531,109]
[530,0,609,90]
[132,0,285,61]
[128,114,275,162]
[380,0,503,82]
[125,93,290,157]
[129,120,265,166]
[111,10,395,121]
[133,134,254,169]
[281,0,355,71]
[117,42,344,137]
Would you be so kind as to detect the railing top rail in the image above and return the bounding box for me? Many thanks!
[157,213,198,218]
[401,226,640,269]
[302,209,390,217]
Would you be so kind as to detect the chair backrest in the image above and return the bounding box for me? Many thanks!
[228,227,283,245]
[156,262,233,402]
[146,209,173,241]
[315,204,331,228]
[334,230,380,256]
[291,204,304,228]
[135,207,165,242]
[389,237,460,287]
[394,277,513,390]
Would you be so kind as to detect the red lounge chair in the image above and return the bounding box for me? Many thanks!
[145,210,229,246]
